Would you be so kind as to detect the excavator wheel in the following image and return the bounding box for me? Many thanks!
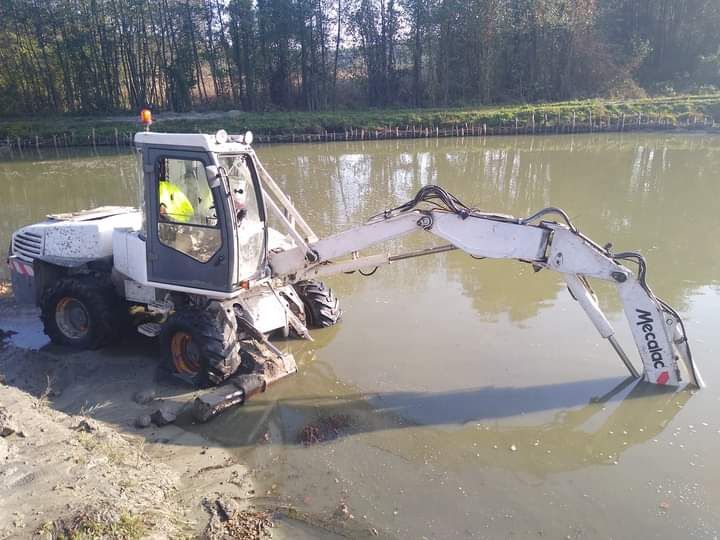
[40,274,128,349]
[293,280,342,328]
[159,308,241,387]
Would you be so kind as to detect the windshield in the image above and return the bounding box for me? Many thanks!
[219,154,265,281]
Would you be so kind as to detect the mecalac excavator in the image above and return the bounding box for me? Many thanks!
[7,113,704,419]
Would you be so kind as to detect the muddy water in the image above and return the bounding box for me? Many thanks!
[2,134,720,538]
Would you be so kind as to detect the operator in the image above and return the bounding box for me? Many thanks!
[158,178,195,223]
[159,180,194,222]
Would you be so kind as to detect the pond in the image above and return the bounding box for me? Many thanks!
[2,133,720,538]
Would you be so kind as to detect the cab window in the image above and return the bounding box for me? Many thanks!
[219,154,265,279]
[156,158,221,263]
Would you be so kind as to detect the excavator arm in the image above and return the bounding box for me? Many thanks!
[267,185,703,389]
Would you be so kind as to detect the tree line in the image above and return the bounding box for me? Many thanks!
[1,0,719,116]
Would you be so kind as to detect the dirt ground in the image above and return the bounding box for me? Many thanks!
[0,285,274,539]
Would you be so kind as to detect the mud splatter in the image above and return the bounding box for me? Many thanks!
[298,414,352,446]
[203,497,274,539]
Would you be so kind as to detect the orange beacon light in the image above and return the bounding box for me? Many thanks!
[140,108,152,130]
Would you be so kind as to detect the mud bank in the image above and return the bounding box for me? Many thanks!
[0,276,278,540]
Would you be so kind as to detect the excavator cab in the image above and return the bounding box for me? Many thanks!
[134,132,268,293]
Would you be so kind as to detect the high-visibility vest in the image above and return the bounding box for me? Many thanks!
[159,180,194,223]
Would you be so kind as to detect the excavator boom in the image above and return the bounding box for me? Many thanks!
[267,184,703,389]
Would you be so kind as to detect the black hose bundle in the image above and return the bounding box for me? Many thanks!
[370,184,580,233]
[371,185,474,220]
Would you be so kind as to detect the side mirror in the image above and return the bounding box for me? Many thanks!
[205,165,221,188]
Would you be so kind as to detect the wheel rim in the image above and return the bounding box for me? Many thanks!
[55,297,90,340]
[170,331,202,375]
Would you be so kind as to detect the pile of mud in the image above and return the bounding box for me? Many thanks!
[298,414,353,446]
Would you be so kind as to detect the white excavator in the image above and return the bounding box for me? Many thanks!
[7,118,704,418]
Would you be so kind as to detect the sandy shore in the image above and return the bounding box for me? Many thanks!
[0,288,272,539]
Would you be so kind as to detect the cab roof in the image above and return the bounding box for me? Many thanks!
[133,132,253,153]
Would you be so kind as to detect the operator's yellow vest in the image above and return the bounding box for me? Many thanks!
[159,181,194,223]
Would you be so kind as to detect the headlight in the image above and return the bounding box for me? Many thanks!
[215,129,229,144]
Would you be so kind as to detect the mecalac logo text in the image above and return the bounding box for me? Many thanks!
[636,309,665,368]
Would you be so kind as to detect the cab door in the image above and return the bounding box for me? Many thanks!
[144,148,233,292]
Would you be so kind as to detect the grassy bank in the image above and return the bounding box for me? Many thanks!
[2,94,720,148]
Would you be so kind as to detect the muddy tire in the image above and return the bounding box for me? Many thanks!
[293,280,342,328]
[159,307,241,387]
[40,275,127,349]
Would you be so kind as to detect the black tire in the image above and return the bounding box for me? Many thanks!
[159,307,241,387]
[40,274,128,349]
[293,280,342,328]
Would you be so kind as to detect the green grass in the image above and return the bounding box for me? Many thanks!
[38,511,145,540]
[2,93,720,145]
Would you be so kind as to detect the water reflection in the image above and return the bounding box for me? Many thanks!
[259,133,720,313]
[368,379,692,476]
[207,333,690,467]
[203,346,690,475]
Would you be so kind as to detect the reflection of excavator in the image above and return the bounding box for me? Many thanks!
[365,378,693,476]
[467,379,692,474]
[7,120,704,418]
[199,367,690,476]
